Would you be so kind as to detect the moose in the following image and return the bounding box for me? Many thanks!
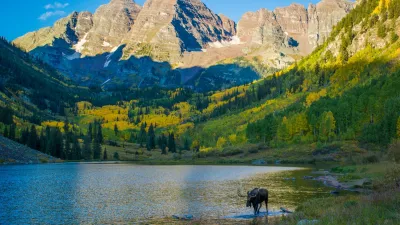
[246,188,269,215]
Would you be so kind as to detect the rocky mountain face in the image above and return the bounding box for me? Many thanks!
[237,0,354,54]
[122,0,236,61]
[80,0,141,56]
[13,0,353,91]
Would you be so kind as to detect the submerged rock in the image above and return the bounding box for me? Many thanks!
[252,159,266,165]
[172,214,194,220]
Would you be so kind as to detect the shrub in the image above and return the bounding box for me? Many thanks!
[362,155,379,164]
[113,152,120,160]
[384,165,400,189]
[388,141,400,163]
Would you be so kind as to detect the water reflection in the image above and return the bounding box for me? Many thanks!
[0,164,331,224]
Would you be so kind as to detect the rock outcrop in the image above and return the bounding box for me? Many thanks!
[237,0,353,54]
[14,11,93,52]
[122,0,236,60]
[80,0,141,55]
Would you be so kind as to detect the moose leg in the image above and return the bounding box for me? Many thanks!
[253,203,258,215]
[265,199,268,215]
[257,202,262,214]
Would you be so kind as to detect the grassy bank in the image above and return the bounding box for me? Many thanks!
[272,162,400,225]
[97,141,381,166]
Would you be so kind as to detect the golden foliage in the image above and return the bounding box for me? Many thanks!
[216,137,227,149]
[305,89,327,107]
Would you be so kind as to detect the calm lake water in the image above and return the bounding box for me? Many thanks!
[0,163,332,224]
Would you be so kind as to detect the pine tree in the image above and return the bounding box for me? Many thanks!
[168,133,176,153]
[114,123,119,136]
[3,126,8,138]
[39,129,46,153]
[21,127,29,145]
[139,123,147,147]
[92,139,101,160]
[160,134,167,154]
[103,148,108,160]
[45,126,51,154]
[28,125,38,149]
[9,123,16,140]
[54,128,64,158]
[113,152,120,160]
[96,122,103,144]
[72,136,81,160]
[88,123,93,141]
[183,138,190,151]
[83,136,92,160]
[146,124,156,151]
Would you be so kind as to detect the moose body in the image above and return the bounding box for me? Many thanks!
[247,188,268,215]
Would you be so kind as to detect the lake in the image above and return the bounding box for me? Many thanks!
[0,163,332,224]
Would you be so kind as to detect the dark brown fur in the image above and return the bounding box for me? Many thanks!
[246,188,268,215]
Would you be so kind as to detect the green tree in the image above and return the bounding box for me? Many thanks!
[216,137,227,148]
[88,123,93,141]
[138,123,147,147]
[114,123,119,136]
[113,152,120,160]
[397,117,400,138]
[97,122,103,144]
[9,123,16,140]
[391,31,399,43]
[168,133,176,153]
[183,138,190,151]
[146,124,156,151]
[0,106,13,125]
[83,136,92,160]
[3,126,8,138]
[319,111,336,143]
[28,125,38,149]
[191,140,200,152]
[72,135,81,160]
[103,148,108,160]
[277,117,291,143]
[160,134,167,154]
[377,22,387,38]
[39,128,46,153]
[92,139,101,160]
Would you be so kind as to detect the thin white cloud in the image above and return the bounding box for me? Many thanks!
[44,2,69,10]
[38,10,66,21]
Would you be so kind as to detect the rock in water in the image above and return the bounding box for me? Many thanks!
[280,207,293,213]
[172,214,194,220]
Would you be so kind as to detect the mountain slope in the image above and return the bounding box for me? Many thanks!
[12,0,353,90]
[0,37,88,122]
[192,0,400,148]
[0,136,58,164]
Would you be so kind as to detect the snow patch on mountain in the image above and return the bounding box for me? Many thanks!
[102,41,111,47]
[208,36,242,49]
[103,45,121,68]
[73,33,89,53]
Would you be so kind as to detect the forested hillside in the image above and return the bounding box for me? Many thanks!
[1,0,400,162]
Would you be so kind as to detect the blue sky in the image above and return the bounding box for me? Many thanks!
[0,0,320,41]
